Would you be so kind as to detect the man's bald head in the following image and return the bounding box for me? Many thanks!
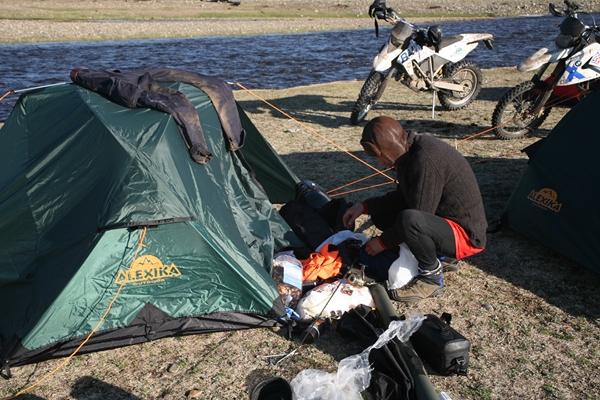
[361,116,409,166]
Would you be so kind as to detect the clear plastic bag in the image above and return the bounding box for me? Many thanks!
[291,315,426,400]
[272,254,303,308]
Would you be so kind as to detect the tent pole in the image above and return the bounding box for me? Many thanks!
[13,82,70,94]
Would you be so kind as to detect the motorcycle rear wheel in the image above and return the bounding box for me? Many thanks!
[438,60,482,110]
[350,70,388,125]
[491,81,551,140]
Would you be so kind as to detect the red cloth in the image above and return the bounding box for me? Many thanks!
[444,218,484,260]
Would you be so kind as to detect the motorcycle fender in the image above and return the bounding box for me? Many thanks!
[461,33,494,44]
[373,42,403,72]
[437,41,478,63]
[462,33,494,43]
[518,48,551,72]
[435,33,493,63]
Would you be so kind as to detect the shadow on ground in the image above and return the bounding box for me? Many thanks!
[238,94,444,129]
[477,86,513,102]
[70,376,140,399]
[238,94,552,140]
[402,119,552,140]
[238,95,350,129]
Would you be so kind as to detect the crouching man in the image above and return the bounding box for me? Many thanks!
[343,116,487,302]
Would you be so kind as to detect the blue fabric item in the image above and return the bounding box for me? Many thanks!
[359,248,399,282]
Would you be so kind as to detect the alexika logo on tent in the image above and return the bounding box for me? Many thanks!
[527,187,562,213]
[116,255,182,285]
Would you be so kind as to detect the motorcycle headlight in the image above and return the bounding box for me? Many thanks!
[560,16,586,37]
[390,21,413,48]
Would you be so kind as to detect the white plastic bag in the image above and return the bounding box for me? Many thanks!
[296,280,374,320]
[291,315,426,400]
[387,243,418,290]
[315,230,368,252]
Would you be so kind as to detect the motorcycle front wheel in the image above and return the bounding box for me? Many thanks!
[438,60,482,110]
[350,70,389,125]
[491,81,551,140]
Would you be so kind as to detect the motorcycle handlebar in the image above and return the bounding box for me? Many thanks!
[549,1,598,31]
[370,6,403,37]
[549,0,581,17]
[372,6,402,23]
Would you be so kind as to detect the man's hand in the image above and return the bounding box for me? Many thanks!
[368,0,387,17]
[342,202,366,228]
[365,237,386,256]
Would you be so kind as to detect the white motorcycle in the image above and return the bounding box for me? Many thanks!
[491,0,600,139]
[350,7,494,125]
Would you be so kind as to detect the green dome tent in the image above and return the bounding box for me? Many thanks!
[504,90,600,274]
[0,77,301,370]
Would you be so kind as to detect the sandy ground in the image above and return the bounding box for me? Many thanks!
[1,67,599,400]
[1,0,600,43]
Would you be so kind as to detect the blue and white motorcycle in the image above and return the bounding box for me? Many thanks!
[350,7,494,125]
[491,0,600,139]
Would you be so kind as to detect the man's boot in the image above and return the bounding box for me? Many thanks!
[440,257,460,273]
[388,261,444,302]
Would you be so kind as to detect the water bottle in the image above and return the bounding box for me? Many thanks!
[296,180,331,210]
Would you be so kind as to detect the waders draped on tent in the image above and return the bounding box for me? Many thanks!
[504,90,600,274]
[0,72,301,369]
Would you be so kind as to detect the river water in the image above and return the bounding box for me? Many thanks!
[0,15,592,120]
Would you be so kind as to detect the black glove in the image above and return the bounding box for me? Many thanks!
[565,0,580,11]
[368,0,387,18]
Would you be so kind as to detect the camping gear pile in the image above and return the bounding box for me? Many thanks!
[270,181,472,399]
[275,180,422,319]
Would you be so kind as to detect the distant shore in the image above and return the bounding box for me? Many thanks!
[1,0,599,44]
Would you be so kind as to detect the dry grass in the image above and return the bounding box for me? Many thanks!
[2,67,600,399]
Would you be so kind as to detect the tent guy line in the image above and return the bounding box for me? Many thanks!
[232,81,397,183]
[7,228,148,400]
[327,167,394,195]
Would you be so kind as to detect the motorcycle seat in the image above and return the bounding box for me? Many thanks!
[438,35,464,50]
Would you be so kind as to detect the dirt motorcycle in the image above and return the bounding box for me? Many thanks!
[350,7,494,125]
[491,0,600,139]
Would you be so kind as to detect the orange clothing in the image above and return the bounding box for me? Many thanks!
[301,244,343,281]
